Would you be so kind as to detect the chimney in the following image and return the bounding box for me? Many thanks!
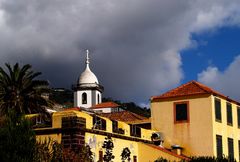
[171,145,183,155]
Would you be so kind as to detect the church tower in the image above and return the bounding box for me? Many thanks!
[73,50,104,108]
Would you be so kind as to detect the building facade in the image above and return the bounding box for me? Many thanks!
[151,81,240,161]
[34,108,186,162]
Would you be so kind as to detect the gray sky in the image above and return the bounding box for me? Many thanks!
[0,0,240,106]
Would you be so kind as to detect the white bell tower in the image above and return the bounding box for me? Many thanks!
[73,50,104,108]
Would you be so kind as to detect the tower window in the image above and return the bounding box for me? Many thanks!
[82,92,87,104]
[174,101,189,123]
[97,94,100,104]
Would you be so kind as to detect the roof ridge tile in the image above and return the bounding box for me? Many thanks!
[152,80,240,105]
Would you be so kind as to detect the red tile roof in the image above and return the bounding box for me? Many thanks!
[127,118,151,124]
[100,111,148,122]
[91,102,120,109]
[152,80,240,105]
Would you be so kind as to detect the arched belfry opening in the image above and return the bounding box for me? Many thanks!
[82,92,87,104]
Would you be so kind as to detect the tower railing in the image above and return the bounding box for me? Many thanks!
[72,83,104,92]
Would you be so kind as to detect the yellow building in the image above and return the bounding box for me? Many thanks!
[151,80,240,161]
[34,108,187,162]
[33,51,190,161]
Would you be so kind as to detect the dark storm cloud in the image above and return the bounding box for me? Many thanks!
[0,0,240,104]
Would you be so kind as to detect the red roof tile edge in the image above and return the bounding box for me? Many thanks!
[151,80,240,105]
[147,144,190,160]
[90,102,120,109]
[100,111,147,122]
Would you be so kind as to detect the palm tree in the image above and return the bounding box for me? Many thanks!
[0,63,52,116]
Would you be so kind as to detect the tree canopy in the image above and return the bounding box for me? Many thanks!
[0,112,36,162]
[0,63,52,116]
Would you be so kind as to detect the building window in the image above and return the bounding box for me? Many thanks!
[216,135,223,158]
[99,151,103,162]
[238,140,240,162]
[133,156,137,162]
[36,115,42,124]
[82,92,87,104]
[130,124,141,138]
[174,101,189,123]
[228,138,234,160]
[92,115,106,131]
[98,94,100,104]
[112,108,118,113]
[215,98,222,122]
[227,103,233,126]
[112,120,118,133]
[237,107,240,128]
[112,120,124,134]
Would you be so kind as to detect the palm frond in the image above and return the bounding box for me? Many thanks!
[0,63,52,117]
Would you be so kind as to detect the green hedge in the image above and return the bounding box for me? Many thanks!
[155,156,236,162]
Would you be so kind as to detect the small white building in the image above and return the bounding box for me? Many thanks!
[90,102,124,113]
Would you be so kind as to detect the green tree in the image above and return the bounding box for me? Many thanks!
[0,63,94,162]
[188,156,236,162]
[61,145,94,162]
[155,156,236,162]
[0,112,93,162]
[0,112,36,162]
[0,63,51,116]
[154,157,169,162]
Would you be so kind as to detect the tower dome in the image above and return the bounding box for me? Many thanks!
[78,50,99,84]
